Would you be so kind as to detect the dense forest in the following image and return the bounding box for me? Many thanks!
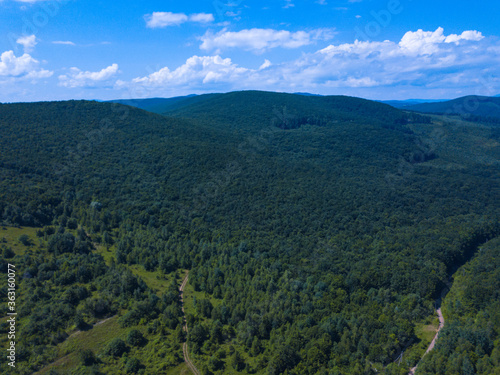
[405,95,500,119]
[0,91,499,374]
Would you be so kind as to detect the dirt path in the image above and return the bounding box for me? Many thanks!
[408,308,445,375]
[180,272,201,375]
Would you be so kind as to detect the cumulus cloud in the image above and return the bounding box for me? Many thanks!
[118,28,500,99]
[58,63,119,88]
[145,12,214,28]
[444,30,484,44]
[0,50,52,79]
[129,56,248,88]
[16,35,37,53]
[399,27,484,55]
[200,28,336,53]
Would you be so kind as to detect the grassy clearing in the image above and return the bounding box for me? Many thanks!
[415,317,439,344]
[167,363,192,375]
[93,242,181,296]
[35,316,124,374]
[182,278,223,316]
[394,313,440,370]
[0,225,41,256]
[1,226,187,374]
[93,242,115,265]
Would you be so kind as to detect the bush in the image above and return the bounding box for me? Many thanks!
[79,349,97,366]
[126,329,146,347]
[125,357,142,374]
[105,338,128,357]
[18,234,32,246]
[75,313,89,330]
[3,247,15,258]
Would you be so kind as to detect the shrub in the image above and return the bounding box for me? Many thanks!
[126,329,146,347]
[125,357,142,374]
[18,234,32,246]
[105,338,128,357]
[79,349,97,366]
[3,247,15,258]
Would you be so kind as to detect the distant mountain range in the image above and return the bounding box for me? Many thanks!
[379,99,448,109]
[107,94,199,113]
[403,95,500,119]
[108,93,500,122]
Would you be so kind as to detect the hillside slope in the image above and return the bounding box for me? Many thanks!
[406,95,500,119]
[0,93,499,374]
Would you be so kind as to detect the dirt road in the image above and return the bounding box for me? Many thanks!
[180,272,201,375]
[409,308,445,374]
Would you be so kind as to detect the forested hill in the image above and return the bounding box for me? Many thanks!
[170,91,427,129]
[0,92,499,374]
[110,91,427,129]
[405,95,500,120]
[107,94,201,114]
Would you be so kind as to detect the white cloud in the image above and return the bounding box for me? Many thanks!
[445,30,484,44]
[52,41,76,46]
[189,13,215,23]
[129,55,248,88]
[259,59,272,70]
[16,35,37,53]
[145,12,213,28]
[59,63,119,88]
[118,28,500,99]
[0,50,52,79]
[200,28,335,53]
[399,27,484,56]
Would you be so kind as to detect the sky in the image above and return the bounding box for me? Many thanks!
[1,0,500,102]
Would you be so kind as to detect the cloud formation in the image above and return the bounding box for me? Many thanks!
[123,28,500,98]
[59,63,119,88]
[399,27,484,55]
[200,28,336,52]
[145,12,214,28]
[128,56,248,88]
[16,35,37,53]
[0,50,52,80]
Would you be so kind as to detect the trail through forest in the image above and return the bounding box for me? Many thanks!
[408,308,445,374]
[180,272,201,375]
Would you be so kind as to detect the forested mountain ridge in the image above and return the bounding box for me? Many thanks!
[0,92,499,374]
[405,95,500,121]
[107,94,200,114]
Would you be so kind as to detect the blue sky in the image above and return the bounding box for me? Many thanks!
[1,0,499,102]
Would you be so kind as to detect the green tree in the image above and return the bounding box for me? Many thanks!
[79,349,97,366]
[105,338,128,357]
[127,329,146,347]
